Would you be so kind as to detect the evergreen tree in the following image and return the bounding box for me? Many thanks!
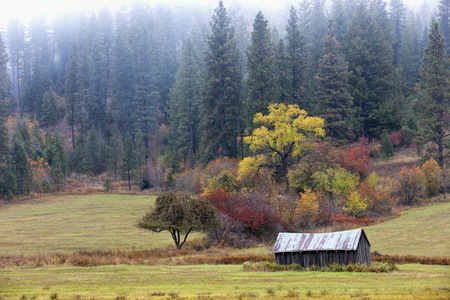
[111,11,135,132]
[85,127,106,175]
[304,0,328,104]
[131,4,160,143]
[168,38,202,168]
[70,133,87,173]
[343,2,397,139]
[285,6,307,108]
[0,76,11,195]
[389,0,406,68]
[22,16,53,119]
[134,129,147,189]
[380,131,394,160]
[6,19,25,109]
[316,21,354,143]
[246,11,276,128]
[45,132,68,179]
[438,0,450,51]
[40,90,58,126]
[274,39,290,105]
[107,123,123,182]
[50,160,64,192]
[0,34,12,112]
[120,132,136,191]
[12,139,32,194]
[64,42,81,149]
[416,22,450,167]
[77,46,95,133]
[201,1,243,161]
[400,12,423,95]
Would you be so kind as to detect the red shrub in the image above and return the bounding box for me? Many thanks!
[389,131,402,147]
[202,188,279,234]
[339,137,372,177]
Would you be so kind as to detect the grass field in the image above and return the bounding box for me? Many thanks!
[1,264,448,299]
[364,202,450,256]
[0,194,203,256]
[0,194,448,299]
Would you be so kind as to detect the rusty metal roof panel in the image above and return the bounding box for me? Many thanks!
[272,229,364,253]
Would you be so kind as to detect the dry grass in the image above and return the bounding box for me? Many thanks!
[371,252,450,265]
[0,248,274,268]
[371,149,420,192]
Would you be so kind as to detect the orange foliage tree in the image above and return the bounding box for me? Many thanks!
[339,137,372,178]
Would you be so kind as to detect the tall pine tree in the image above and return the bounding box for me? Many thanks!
[201,1,243,161]
[316,21,354,143]
[343,1,397,139]
[246,11,276,129]
[438,0,450,51]
[416,22,450,167]
[285,6,307,108]
[168,38,203,168]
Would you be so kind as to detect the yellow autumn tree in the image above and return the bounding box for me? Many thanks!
[242,103,325,186]
[294,188,320,227]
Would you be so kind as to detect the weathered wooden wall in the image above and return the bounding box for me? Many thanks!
[275,234,371,267]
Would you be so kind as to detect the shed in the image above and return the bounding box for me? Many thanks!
[272,229,371,267]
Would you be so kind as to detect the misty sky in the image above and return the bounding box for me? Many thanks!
[0,0,441,28]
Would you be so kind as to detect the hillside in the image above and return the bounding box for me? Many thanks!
[0,194,448,257]
[364,202,450,256]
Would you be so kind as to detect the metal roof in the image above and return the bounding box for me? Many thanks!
[272,229,369,253]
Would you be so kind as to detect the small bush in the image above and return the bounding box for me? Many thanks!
[396,165,424,205]
[103,178,113,192]
[294,189,319,228]
[202,188,280,238]
[243,262,395,273]
[339,137,372,178]
[380,132,394,160]
[42,180,52,193]
[421,158,441,196]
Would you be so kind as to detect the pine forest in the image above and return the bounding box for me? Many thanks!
[0,0,449,236]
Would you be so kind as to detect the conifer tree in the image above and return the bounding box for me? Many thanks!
[380,131,394,160]
[134,129,147,189]
[0,34,12,111]
[416,22,450,167]
[107,124,123,182]
[201,1,243,161]
[343,1,397,139]
[64,42,81,149]
[400,12,422,95]
[85,127,106,175]
[274,39,290,105]
[246,11,276,128]
[316,21,354,143]
[120,133,136,191]
[438,0,450,51]
[22,16,53,119]
[389,0,406,67]
[168,38,202,168]
[111,13,135,132]
[285,6,307,108]
[77,46,95,133]
[12,139,32,194]
[40,90,58,126]
[70,133,87,173]
[6,19,24,109]
[46,132,68,178]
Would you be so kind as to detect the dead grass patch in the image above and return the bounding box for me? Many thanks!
[371,252,450,265]
[0,249,274,268]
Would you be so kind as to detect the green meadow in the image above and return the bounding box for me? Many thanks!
[0,195,448,299]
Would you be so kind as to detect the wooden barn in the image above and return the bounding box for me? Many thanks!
[272,229,371,267]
